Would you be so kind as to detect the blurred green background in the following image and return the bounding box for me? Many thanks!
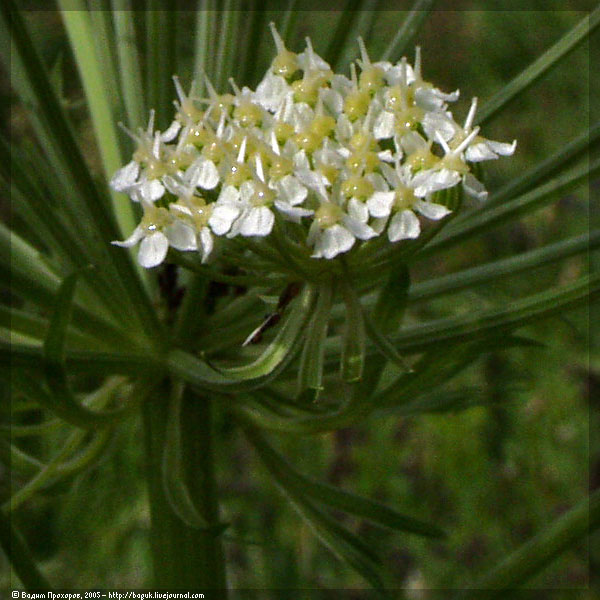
[3,2,598,595]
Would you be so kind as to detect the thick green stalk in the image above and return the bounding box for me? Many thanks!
[142,382,227,590]
[146,7,176,130]
[112,2,146,129]
[214,3,233,92]
[58,5,136,239]
[193,0,211,89]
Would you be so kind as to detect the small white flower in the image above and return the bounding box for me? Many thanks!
[112,202,196,268]
[308,195,376,259]
[110,112,173,202]
[208,185,243,236]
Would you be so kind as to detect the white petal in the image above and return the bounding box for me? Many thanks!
[295,169,328,198]
[414,87,444,111]
[487,139,517,156]
[190,157,219,190]
[347,197,369,223]
[465,142,498,162]
[434,88,459,102]
[320,88,344,115]
[163,174,188,197]
[255,72,289,112]
[239,180,256,203]
[412,168,460,197]
[293,149,310,171]
[112,226,144,248]
[292,103,315,132]
[297,47,330,72]
[335,114,353,141]
[422,111,456,142]
[239,206,275,237]
[110,160,139,192]
[170,204,193,217]
[373,110,395,139]
[413,199,452,220]
[209,204,241,235]
[341,215,377,241]
[274,200,313,223]
[165,221,198,251]
[313,224,355,259]
[217,185,241,205]
[199,227,213,263]
[365,172,388,192]
[382,62,416,86]
[161,120,181,142]
[367,191,395,218]
[380,163,400,188]
[330,74,353,95]
[463,173,488,200]
[275,175,308,205]
[401,131,428,155]
[139,179,165,202]
[388,210,420,242]
[138,232,169,268]
[377,149,395,163]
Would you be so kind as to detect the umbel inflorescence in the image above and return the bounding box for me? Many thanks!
[111,24,516,268]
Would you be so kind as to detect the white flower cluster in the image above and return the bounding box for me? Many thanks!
[111,25,516,268]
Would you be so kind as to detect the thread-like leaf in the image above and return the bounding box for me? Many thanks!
[466,122,600,213]
[42,270,154,428]
[363,310,412,372]
[381,0,436,61]
[244,425,444,538]
[4,342,156,377]
[325,0,362,70]
[3,378,140,513]
[419,158,599,259]
[410,231,599,303]
[394,273,599,354]
[193,0,211,89]
[0,1,162,340]
[458,488,600,597]
[477,7,600,125]
[244,425,385,590]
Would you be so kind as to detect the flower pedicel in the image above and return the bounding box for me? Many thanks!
[111,24,516,268]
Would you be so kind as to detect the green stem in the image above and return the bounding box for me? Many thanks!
[142,382,227,590]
